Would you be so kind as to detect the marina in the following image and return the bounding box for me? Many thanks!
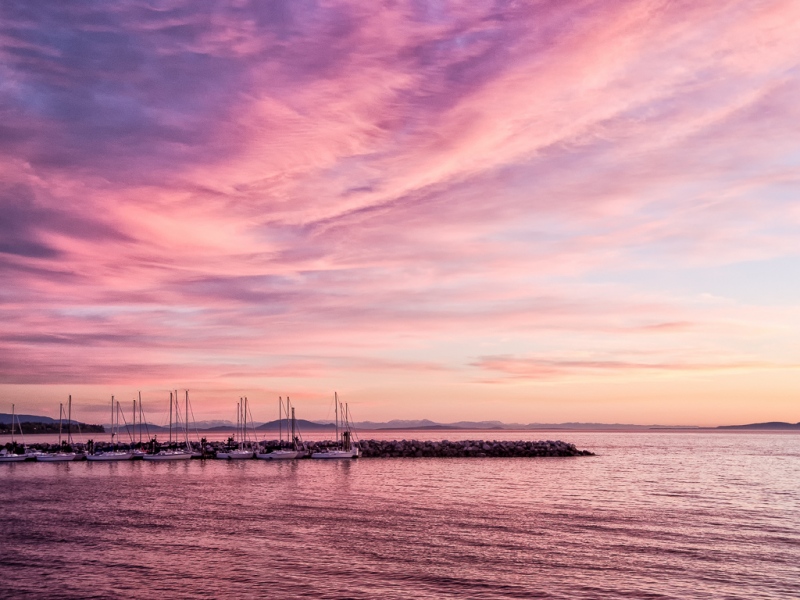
[3,393,594,463]
[2,437,593,461]
[1,393,602,463]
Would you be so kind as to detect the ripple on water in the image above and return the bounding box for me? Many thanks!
[0,432,799,599]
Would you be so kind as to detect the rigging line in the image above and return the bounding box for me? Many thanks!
[118,405,134,444]
[188,397,203,443]
[347,403,359,443]
[16,411,27,449]
[139,400,151,441]
[247,402,258,443]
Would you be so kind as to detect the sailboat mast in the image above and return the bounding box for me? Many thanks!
[58,402,63,447]
[138,392,142,444]
[174,389,179,445]
[291,406,296,450]
[243,397,248,446]
[11,403,15,445]
[286,397,290,444]
[335,392,339,446]
[67,394,72,445]
[119,400,123,448]
[185,390,190,450]
[279,397,282,445]
[169,391,173,445]
[116,400,121,449]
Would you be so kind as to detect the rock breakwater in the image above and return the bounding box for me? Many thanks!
[13,439,594,458]
[315,439,593,458]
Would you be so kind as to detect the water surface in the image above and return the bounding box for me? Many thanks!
[1,432,798,599]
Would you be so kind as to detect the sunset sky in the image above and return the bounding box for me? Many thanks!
[1,0,799,426]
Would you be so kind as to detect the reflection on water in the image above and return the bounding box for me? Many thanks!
[1,432,798,599]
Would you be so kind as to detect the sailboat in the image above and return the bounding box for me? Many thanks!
[0,404,33,462]
[219,397,254,459]
[37,396,78,462]
[182,390,203,458]
[131,393,145,458]
[142,391,192,461]
[311,393,360,459]
[87,396,132,461]
[257,396,304,460]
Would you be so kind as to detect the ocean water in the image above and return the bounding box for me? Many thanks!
[1,432,798,599]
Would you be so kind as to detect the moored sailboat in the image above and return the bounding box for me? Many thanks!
[142,391,192,461]
[257,396,304,460]
[37,396,78,462]
[0,404,34,462]
[87,396,132,461]
[219,397,254,459]
[311,393,360,459]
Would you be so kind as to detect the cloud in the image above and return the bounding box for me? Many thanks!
[472,354,795,382]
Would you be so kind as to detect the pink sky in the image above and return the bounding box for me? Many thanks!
[1,0,799,426]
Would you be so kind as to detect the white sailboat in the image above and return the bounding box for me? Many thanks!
[0,404,33,462]
[142,391,192,461]
[311,393,360,459]
[87,396,132,461]
[257,396,304,460]
[180,390,204,458]
[37,396,78,462]
[220,397,254,459]
[131,393,145,458]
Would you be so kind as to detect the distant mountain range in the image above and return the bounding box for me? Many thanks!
[326,419,687,430]
[310,419,800,431]
[256,419,334,431]
[716,421,800,430]
[2,413,799,432]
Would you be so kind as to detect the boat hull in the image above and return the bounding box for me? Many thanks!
[226,450,254,459]
[311,450,360,459]
[0,454,28,463]
[256,450,301,460]
[37,453,77,462]
[142,452,192,461]
[86,452,133,461]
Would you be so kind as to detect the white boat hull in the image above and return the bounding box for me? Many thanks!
[226,450,254,459]
[86,452,133,461]
[0,454,29,463]
[256,450,301,460]
[311,449,360,459]
[142,451,192,461]
[37,453,77,462]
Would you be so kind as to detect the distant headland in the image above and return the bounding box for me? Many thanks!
[0,415,104,434]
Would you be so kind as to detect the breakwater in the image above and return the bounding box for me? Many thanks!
[350,439,593,457]
[7,438,594,458]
